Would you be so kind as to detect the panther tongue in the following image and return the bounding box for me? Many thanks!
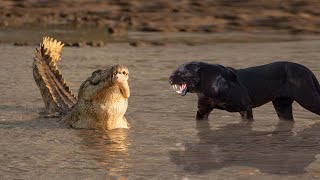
[180,84,186,92]
[171,83,187,94]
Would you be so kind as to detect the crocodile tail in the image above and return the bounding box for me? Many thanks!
[33,37,77,115]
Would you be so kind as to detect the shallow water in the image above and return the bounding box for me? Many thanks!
[1,37,320,179]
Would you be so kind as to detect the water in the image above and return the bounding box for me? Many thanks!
[1,36,320,179]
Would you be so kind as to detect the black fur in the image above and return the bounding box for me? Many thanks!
[169,61,320,121]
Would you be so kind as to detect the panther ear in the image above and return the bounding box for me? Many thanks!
[181,62,201,82]
[191,62,201,73]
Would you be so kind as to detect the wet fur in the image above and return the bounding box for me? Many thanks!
[169,61,320,121]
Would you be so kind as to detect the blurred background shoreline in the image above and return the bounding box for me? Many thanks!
[1,0,320,46]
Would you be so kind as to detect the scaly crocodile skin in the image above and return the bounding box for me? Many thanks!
[33,37,130,130]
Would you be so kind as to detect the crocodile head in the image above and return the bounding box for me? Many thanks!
[88,65,130,98]
[111,65,130,98]
[89,65,128,84]
[110,65,129,84]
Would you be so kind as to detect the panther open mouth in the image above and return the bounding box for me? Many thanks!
[172,83,187,96]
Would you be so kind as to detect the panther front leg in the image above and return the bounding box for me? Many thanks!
[196,94,214,120]
[239,107,253,121]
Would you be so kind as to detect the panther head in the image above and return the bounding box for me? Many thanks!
[169,62,201,96]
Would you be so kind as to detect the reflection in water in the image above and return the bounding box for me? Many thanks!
[2,39,320,178]
[76,129,131,179]
[170,120,320,175]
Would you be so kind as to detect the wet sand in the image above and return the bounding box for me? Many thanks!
[1,36,320,179]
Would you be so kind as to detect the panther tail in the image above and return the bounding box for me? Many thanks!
[33,37,77,115]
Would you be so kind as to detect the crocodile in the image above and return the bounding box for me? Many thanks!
[33,37,130,130]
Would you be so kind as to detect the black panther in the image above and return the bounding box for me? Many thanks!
[169,61,320,121]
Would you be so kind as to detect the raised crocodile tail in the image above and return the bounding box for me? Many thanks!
[33,37,77,115]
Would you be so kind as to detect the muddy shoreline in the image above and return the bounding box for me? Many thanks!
[1,0,320,46]
[1,0,320,34]
[2,29,320,48]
